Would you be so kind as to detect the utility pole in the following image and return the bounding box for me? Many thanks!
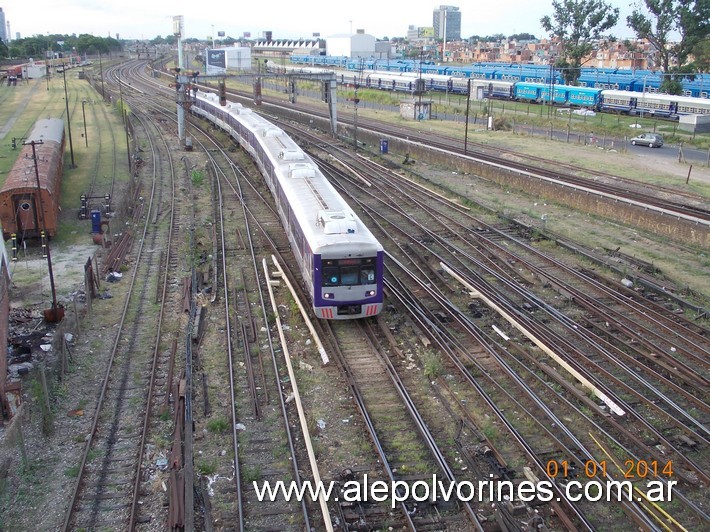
[418,49,424,120]
[174,15,186,142]
[98,50,105,100]
[442,9,447,62]
[464,78,471,154]
[353,58,363,150]
[81,100,88,147]
[117,70,131,169]
[62,68,76,168]
[45,41,51,91]
[26,140,60,322]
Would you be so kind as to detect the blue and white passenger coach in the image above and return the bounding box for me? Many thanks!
[192,90,384,319]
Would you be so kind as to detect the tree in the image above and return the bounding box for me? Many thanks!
[688,35,710,72]
[627,0,709,90]
[509,33,537,41]
[541,0,620,85]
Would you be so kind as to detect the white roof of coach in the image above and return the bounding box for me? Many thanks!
[197,90,382,255]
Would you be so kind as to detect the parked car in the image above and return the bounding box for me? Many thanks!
[630,133,664,148]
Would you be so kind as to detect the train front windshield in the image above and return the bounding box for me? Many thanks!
[322,257,376,287]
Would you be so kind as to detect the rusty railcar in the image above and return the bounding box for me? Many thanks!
[0,118,65,241]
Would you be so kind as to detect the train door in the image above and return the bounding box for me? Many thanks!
[14,194,38,235]
[629,96,638,113]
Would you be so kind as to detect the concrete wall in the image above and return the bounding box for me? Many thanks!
[679,114,710,134]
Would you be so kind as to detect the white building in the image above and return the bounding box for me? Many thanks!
[22,61,47,79]
[326,30,379,59]
[205,47,251,74]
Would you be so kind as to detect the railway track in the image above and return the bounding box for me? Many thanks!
[285,129,708,529]
[326,319,480,530]
[118,61,318,530]
[215,144,312,530]
[61,83,182,530]
[102,59,708,531]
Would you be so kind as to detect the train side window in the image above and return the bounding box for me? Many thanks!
[323,267,339,286]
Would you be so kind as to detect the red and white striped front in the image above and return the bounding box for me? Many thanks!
[365,304,380,316]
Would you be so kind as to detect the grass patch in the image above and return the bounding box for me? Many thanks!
[207,417,229,434]
[191,169,205,186]
[64,465,80,478]
[242,465,262,483]
[422,350,444,380]
[197,460,217,475]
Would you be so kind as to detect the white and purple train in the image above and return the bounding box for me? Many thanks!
[191,90,384,319]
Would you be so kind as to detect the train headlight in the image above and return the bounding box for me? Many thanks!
[366,290,376,297]
[323,293,334,299]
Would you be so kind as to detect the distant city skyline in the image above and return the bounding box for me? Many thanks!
[2,1,642,43]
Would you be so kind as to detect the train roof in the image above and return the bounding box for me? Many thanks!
[267,145,380,253]
[198,92,381,254]
[1,118,65,196]
[27,118,65,145]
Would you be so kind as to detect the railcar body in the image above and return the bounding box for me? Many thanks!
[191,91,384,319]
[366,71,417,92]
[0,118,65,241]
[513,82,603,109]
[599,90,710,117]
[280,58,710,116]
[292,56,708,98]
[470,79,515,100]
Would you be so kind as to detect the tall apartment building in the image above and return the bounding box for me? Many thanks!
[432,5,461,41]
[0,8,7,43]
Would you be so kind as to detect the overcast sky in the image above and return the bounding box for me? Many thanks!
[5,0,640,42]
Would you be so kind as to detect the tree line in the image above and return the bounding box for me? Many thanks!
[0,34,121,61]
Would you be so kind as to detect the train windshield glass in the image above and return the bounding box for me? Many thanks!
[322,257,376,287]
